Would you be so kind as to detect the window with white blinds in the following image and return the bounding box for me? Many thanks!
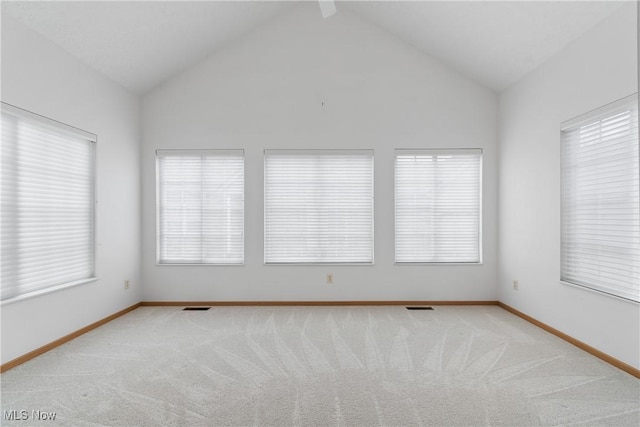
[264,149,374,264]
[1,103,96,303]
[157,150,244,264]
[395,149,482,263]
[561,94,639,303]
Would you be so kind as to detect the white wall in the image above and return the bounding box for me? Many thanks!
[142,4,498,302]
[498,3,639,369]
[1,16,142,364]
[2,0,634,370]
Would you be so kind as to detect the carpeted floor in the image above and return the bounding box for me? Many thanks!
[1,305,639,426]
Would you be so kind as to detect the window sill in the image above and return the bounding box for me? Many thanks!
[395,262,483,266]
[156,263,245,266]
[1,278,98,306]
[264,262,375,266]
[560,280,639,304]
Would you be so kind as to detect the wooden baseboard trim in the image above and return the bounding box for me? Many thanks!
[140,300,499,307]
[0,302,141,373]
[498,302,640,378]
[5,300,636,378]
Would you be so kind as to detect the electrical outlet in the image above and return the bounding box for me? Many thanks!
[124,280,130,290]
[512,280,519,290]
[326,273,333,284]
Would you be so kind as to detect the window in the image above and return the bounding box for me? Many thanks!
[157,150,244,264]
[1,103,96,303]
[395,149,482,263]
[561,94,639,303]
[264,149,374,263]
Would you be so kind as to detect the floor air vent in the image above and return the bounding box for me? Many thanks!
[406,306,434,310]
[182,307,211,311]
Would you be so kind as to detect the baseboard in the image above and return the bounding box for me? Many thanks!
[0,302,141,373]
[5,300,636,379]
[140,300,499,307]
[498,302,640,379]
[0,300,495,372]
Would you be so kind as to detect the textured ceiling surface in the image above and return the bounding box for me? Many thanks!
[2,1,630,94]
[345,1,628,91]
[2,1,295,94]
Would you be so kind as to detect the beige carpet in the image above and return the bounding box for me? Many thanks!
[1,305,639,426]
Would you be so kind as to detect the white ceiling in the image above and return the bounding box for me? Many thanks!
[345,1,629,91]
[2,1,630,94]
[2,1,295,94]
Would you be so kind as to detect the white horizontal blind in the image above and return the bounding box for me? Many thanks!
[264,150,374,263]
[157,150,244,264]
[561,94,639,302]
[395,149,482,263]
[1,105,95,302]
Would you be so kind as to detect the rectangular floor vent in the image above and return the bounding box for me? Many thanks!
[182,307,211,311]
[406,306,434,310]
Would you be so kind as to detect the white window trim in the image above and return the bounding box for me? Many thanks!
[263,149,375,265]
[394,148,483,265]
[1,102,96,142]
[1,102,97,304]
[155,149,245,265]
[560,93,640,304]
[1,278,98,307]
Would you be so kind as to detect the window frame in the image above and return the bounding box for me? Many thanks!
[1,102,97,305]
[155,149,245,266]
[263,149,375,265]
[560,93,639,303]
[394,148,483,265]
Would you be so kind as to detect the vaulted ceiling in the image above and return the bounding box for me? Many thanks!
[2,1,629,95]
